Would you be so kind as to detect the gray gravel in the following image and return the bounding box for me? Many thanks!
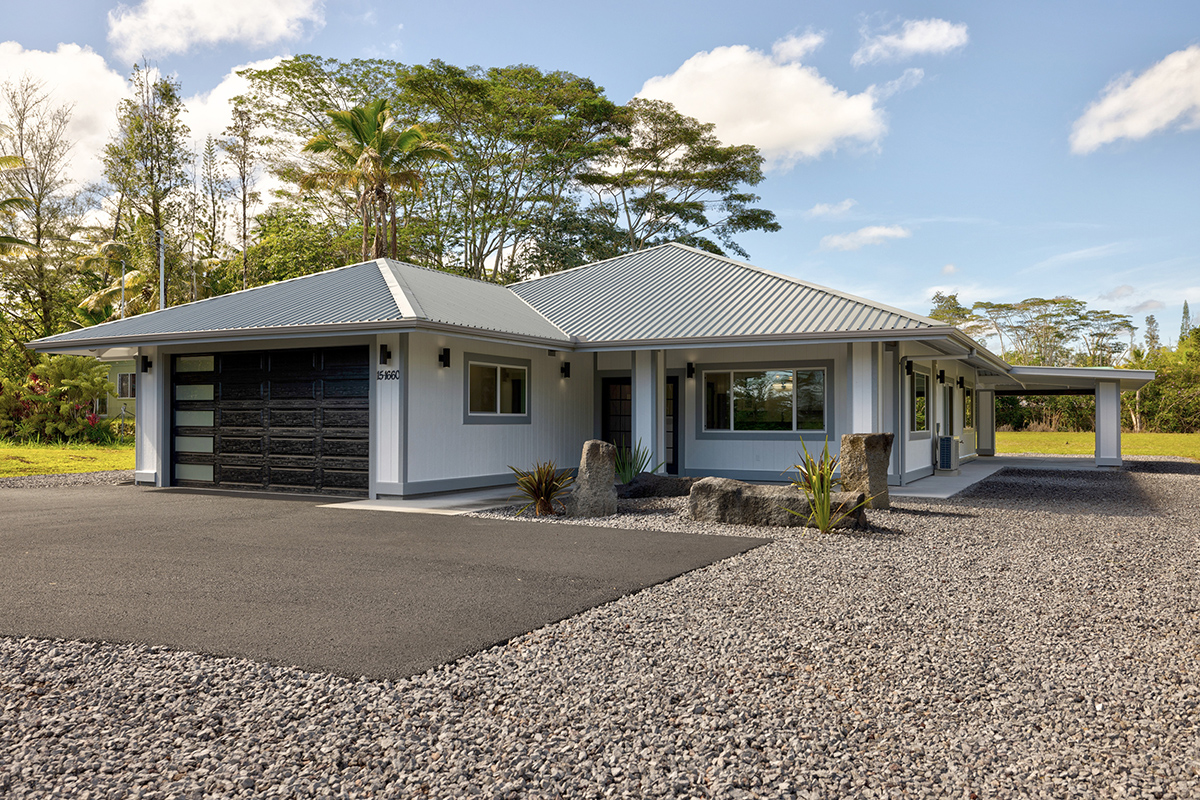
[0,470,133,490]
[3,459,1199,798]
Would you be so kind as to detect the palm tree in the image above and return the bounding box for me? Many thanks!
[300,98,453,262]
[0,124,34,254]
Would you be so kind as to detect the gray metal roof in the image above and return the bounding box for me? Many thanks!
[511,243,943,344]
[383,260,569,342]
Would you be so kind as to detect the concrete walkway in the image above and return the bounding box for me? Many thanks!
[322,486,517,515]
[891,454,1109,499]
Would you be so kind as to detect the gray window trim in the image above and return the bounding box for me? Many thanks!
[463,351,531,426]
[909,367,931,440]
[694,359,834,441]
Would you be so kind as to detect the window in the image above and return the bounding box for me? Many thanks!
[703,368,825,432]
[117,373,136,398]
[93,395,108,415]
[468,362,527,416]
[911,372,928,432]
[963,387,975,429]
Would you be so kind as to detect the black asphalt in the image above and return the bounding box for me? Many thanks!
[0,485,766,679]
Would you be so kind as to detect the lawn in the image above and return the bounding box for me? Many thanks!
[996,431,1200,461]
[0,440,136,478]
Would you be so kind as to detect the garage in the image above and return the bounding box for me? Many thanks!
[172,345,371,496]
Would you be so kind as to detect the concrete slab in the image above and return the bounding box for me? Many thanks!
[891,455,1110,499]
[323,486,517,515]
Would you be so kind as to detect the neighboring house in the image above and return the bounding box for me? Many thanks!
[96,360,137,423]
[28,244,1155,498]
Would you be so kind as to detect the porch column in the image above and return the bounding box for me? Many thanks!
[631,349,663,472]
[850,342,882,433]
[134,345,167,486]
[976,389,996,456]
[1095,379,1122,467]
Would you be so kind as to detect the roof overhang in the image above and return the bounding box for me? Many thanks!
[985,365,1156,393]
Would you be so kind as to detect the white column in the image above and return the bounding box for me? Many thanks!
[976,389,996,456]
[631,349,661,470]
[1095,379,1122,467]
[134,346,165,486]
[371,332,403,498]
[850,342,881,433]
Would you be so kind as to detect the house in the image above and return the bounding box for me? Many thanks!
[96,359,137,426]
[28,244,1156,498]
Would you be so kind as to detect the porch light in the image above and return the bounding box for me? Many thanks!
[938,370,946,384]
[140,355,152,373]
[438,348,451,368]
[560,362,571,378]
[904,360,913,376]
[379,344,392,365]
[687,362,695,378]
[957,376,964,389]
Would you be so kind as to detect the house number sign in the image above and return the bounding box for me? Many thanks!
[376,370,400,381]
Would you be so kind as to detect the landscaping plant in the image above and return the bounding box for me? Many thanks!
[0,355,115,441]
[786,439,869,533]
[509,460,575,516]
[614,439,664,484]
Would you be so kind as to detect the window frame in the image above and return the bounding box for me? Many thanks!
[909,368,931,439]
[117,373,137,399]
[695,360,833,440]
[463,352,531,426]
[963,383,975,430]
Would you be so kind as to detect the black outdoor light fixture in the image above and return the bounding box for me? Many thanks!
[904,360,913,376]
[560,361,571,378]
[438,347,451,368]
[687,362,695,378]
[957,376,965,389]
[938,369,946,384]
[379,343,392,365]
[140,355,152,373]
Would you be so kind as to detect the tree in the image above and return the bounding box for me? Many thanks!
[1076,309,1135,367]
[1144,314,1161,356]
[222,101,262,290]
[0,129,33,254]
[576,97,780,259]
[927,291,989,342]
[301,97,452,262]
[1183,301,1192,343]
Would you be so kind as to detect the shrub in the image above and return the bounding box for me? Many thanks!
[509,461,575,516]
[0,356,115,442]
[785,439,869,533]
[614,439,664,484]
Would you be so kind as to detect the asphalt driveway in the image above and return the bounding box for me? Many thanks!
[0,485,765,679]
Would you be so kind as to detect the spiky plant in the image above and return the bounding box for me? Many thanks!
[509,461,575,516]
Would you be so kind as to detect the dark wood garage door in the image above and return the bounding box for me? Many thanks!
[172,346,370,496]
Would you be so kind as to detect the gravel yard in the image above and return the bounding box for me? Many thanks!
[3,459,1199,798]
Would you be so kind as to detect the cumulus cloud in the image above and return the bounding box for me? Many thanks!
[183,57,281,151]
[942,263,958,275]
[806,199,856,217]
[820,225,911,251]
[1070,45,1200,155]
[108,0,324,60]
[0,42,130,186]
[639,35,887,171]
[852,18,969,67]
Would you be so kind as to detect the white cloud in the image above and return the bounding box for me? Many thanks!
[0,42,130,186]
[183,57,282,153]
[942,263,958,275]
[871,68,925,100]
[1131,299,1164,313]
[852,19,969,67]
[108,0,324,61]
[806,199,856,217]
[772,31,825,62]
[1029,241,1130,271]
[1070,45,1200,155]
[639,36,887,170]
[1101,284,1137,301]
[820,225,911,251]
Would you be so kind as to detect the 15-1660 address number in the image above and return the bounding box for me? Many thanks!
[376,370,400,381]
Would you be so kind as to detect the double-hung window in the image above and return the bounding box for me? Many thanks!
[468,362,527,416]
[703,368,826,432]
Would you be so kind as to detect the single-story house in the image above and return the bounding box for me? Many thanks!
[28,243,1156,498]
[96,359,137,424]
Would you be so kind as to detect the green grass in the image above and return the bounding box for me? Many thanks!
[0,440,136,478]
[996,431,1200,461]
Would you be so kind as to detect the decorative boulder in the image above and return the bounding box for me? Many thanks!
[617,472,696,499]
[567,439,617,517]
[840,432,894,509]
[688,477,866,529]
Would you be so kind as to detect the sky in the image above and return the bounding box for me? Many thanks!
[3,0,1199,346]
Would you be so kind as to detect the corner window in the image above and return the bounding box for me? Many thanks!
[468,362,527,416]
[117,373,137,398]
[703,368,825,432]
[911,372,929,432]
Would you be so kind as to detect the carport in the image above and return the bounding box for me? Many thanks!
[974,365,1156,466]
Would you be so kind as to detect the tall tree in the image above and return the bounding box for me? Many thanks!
[301,97,452,262]
[1183,300,1192,343]
[222,101,262,289]
[1143,315,1160,357]
[576,97,780,259]
[928,291,989,342]
[1076,309,1135,366]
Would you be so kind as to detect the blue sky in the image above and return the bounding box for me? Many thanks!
[3,0,1199,345]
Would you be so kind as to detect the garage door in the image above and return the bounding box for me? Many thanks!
[172,346,370,496]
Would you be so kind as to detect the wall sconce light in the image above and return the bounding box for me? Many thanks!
[560,362,571,378]
[547,349,557,357]
[957,376,964,389]
[438,348,451,368]
[938,370,946,384]
[140,355,152,373]
[379,343,392,365]
[686,362,695,379]
[904,360,913,376]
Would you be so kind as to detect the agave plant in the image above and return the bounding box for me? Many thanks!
[614,439,664,484]
[509,461,575,516]
[786,439,869,533]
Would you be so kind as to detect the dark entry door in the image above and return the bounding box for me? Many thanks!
[665,376,679,474]
[601,377,632,453]
[172,346,370,496]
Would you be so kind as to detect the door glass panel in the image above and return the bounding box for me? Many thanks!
[176,356,214,372]
[176,384,214,401]
[175,410,214,427]
[175,436,214,453]
[175,463,214,482]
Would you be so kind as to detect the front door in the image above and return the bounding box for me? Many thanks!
[664,376,679,474]
[601,377,632,452]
